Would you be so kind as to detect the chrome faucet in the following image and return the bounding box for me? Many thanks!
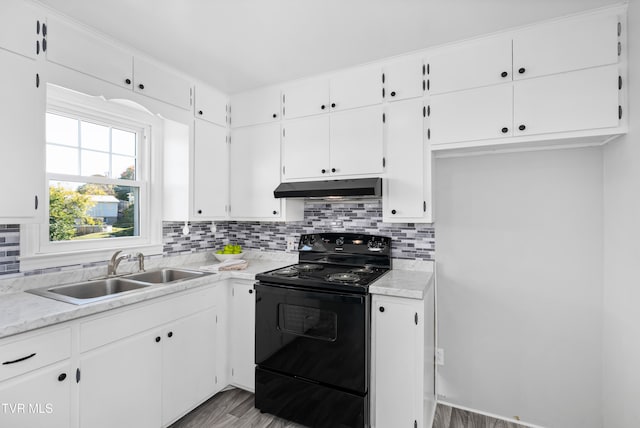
[136,252,145,272]
[107,250,130,277]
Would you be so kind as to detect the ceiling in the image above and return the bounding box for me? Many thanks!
[37,0,622,95]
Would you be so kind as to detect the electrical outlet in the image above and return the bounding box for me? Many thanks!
[210,222,217,233]
[436,348,445,366]
[286,237,297,252]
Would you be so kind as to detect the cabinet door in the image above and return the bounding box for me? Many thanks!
[430,83,513,146]
[230,282,256,391]
[195,85,228,126]
[46,16,133,89]
[0,0,39,59]
[0,361,71,428]
[133,57,192,110]
[384,99,426,221]
[373,297,423,428]
[79,329,162,428]
[0,49,44,221]
[282,115,330,180]
[514,65,619,137]
[426,35,512,95]
[330,106,384,176]
[383,56,423,101]
[282,78,330,120]
[163,308,217,425]
[231,87,281,128]
[193,121,228,219]
[513,13,619,81]
[330,66,381,111]
[229,123,282,219]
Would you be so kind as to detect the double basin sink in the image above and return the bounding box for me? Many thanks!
[27,268,211,305]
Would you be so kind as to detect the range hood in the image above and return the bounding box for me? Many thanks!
[273,178,382,199]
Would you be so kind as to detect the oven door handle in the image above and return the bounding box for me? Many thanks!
[255,282,365,304]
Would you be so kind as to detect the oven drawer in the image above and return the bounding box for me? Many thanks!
[255,283,369,394]
[255,367,367,428]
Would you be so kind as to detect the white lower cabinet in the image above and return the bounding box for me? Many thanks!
[372,287,436,428]
[229,280,256,391]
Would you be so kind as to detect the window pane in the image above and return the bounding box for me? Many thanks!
[112,155,136,180]
[46,113,78,147]
[47,145,79,175]
[49,181,140,242]
[81,150,109,177]
[112,128,136,156]
[80,121,110,152]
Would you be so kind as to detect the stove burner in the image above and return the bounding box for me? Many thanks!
[350,267,375,275]
[273,267,299,277]
[326,272,362,283]
[295,264,324,272]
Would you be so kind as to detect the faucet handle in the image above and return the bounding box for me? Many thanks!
[136,252,145,272]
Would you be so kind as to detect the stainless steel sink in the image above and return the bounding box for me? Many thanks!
[27,278,150,305]
[123,268,207,284]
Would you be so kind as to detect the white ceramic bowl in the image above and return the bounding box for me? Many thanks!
[214,252,244,262]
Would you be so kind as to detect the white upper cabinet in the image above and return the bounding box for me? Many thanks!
[513,65,620,137]
[193,121,228,219]
[282,78,330,120]
[513,13,619,81]
[382,56,425,101]
[231,86,281,128]
[430,84,513,145]
[383,99,431,222]
[133,57,192,109]
[195,84,228,126]
[330,106,384,176]
[0,48,45,222]
[282,115,331,180]
[0,0,41,59]
[329,65,381,111]
[426,35,512,95]
[47,16,133,89]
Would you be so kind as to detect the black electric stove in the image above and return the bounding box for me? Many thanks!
[255,233,391,428]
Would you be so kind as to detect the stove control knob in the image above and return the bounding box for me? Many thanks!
[336,237,344,246]
[367,239,375,248]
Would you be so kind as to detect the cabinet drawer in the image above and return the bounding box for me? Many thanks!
[80,286,217,352]
[0,328,71,382]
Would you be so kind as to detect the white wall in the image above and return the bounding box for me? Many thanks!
[602,1,640,427]
[435,147,604,427]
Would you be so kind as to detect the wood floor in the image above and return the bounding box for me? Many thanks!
[170,388,527,428]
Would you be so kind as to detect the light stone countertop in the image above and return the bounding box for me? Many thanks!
[0,250,434,339]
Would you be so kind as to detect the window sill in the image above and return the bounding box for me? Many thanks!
[18,244,164,272]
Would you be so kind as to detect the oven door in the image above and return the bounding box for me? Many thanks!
[255,282,369,394]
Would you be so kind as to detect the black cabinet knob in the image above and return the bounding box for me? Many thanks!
[331,168,336,173]
[391,209,397,215]
[501,127,508,133]
[331,103,336,108]
[125,78,131,85]
[273,210,278,215]
[321,169,326,174]
[272,113,277,118]
[518,67,526,74]
[321,105,326,110]
[155,336,161,343]
[167,331,173,338]
[58,373,67,382]
[138,83,145,90]
[501,71,508,78]
[390,91,396,97]
[249,289,254,294]
[379,306,385,312]
[197,209,202,214]
[518,124,526,131]
[198,110,203,115]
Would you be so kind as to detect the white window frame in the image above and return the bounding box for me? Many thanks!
[20,85,164,270]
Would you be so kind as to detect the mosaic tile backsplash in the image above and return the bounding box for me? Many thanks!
[0,200,435,277]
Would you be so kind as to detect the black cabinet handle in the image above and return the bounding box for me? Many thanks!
[272,210,278,215]
[35,195,38,210]
[37,20,40,35]
[42,38,47,52]
[390,91,396,97]
[36,73,40,88]
[518,67,526,74]
[501,71,508,78]
[249,289,254,294]
[36,40,40,55]
[155,336,161,343]
[3,353,36,365]
[125,78,132,85]
[501,127,508,133]
[272,113,277,118]
[198,110,203,115]
[331,168,336,173]
[331,103,336,108]
[379,306,385,312]
[42,23,47,37]
[167,331,173,338]
[58,373,67,382]
[321,169,326,174]
[518,124,526,131]
[138,83,145,90]
[321,105,326,110]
